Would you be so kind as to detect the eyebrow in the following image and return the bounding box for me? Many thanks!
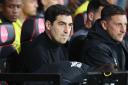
[58,21,73,25]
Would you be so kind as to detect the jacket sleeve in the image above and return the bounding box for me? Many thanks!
[82,43,117,72]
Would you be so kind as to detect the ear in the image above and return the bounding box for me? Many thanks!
[88,12,94,21]
[100,20,107,30]
[45,20,52,31]
[70,26,74,37]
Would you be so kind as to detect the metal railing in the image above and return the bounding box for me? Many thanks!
[0,73,61,85]
[85,71,128,85]
[0,72,127,85]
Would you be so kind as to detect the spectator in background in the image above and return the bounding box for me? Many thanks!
[0,2,22,85]
[0,0,22,53]
[37,0,64,18]
[81,5,128,72]
[73,0,117,33]
[19,0,38,24]
[73,0,90,32]
[41,0,64,11]
[74,0,90,17]
[67,0,87,15]
[69,0,110,61]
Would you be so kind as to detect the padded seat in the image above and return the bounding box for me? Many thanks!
[0,23,16,73]
[21,16,45,43]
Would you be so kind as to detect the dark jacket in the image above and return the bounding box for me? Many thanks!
[81,20,128,71]
[21,32,69,72]
[69,27,90,61]
[18,32,90,84]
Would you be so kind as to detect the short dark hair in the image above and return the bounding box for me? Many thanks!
[87,0,109,13]
[45,4,72,24]
[101,5,126,20]
[0,0,5,4]
[0,0,13,4]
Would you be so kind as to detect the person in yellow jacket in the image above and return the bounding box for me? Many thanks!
[12,19,22,53]
[74,0,90,16]
[0,0,22,53]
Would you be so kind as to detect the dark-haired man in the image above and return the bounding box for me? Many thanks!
[69,0,110,61]
[81,5,128,72]
[17,4,90,84]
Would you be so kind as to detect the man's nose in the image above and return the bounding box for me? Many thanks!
[64,26,69,33]
[13,7,20,14]
[121,24,126,33]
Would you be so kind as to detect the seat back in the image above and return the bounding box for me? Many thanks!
[0,23,15,72]
[0,23,15,46]
[21,16,45,43]
[34,17,45,36]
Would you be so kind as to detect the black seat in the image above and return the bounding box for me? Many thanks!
[0,23,15,45]
[21,16,45,43]
[20,16,45,55]
[0,23,16,73]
